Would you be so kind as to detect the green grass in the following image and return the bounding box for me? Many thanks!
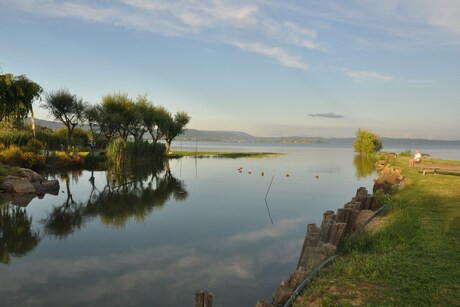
[295,156,460,306]
[167,151,281,159]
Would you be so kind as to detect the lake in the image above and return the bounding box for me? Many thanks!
[1,142,459,306]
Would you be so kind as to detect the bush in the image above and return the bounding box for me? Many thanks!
[106,138,128,169]
[0,145,26,167]
[22,139,45,154]
[106,138,166,169]
[23,152,45,169]
[399,149,412,157]
[353,129,383,155]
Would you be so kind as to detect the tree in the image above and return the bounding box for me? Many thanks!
[353,129,383,155]
[161,111,191,153]
[100,93,137,140]
[144,105,169,146]
[0,72,42,126]
[41,89,85,140]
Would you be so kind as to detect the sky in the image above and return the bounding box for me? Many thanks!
[1,0,459,140]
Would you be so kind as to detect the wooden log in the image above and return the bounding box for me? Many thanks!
[345,209,360,234]
[330,223,347,246]
[194,290,213,307]
[255,300,274,307]
[369,197,381,211]
[321,210,334,228]
[337,208,351,223]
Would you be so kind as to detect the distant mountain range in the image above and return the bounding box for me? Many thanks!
[30,118,460,146]
[176,129,325,143]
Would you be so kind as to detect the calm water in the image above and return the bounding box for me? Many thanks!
[1,142,458,306]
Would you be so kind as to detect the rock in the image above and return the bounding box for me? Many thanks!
[0,176,36,193]
[32,180,60,195]
[18,168,44,182]
[0,167,60,197]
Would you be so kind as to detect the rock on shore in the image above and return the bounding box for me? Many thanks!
[0,168,59,195]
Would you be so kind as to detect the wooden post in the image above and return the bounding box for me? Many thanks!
[194,290,213,307]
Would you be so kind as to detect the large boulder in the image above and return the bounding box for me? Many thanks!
[18,168,44,182]
[33,180,60,195]
[0,176,36,193]
[0,168,60,196]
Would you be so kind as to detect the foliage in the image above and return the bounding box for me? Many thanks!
[22,139,45,154]
[0,145,45,169]
[399,149,412,157]
[0,72,42,124]
[161,111,191,153]
[0,206,41,264]
[41,88,86,139]
[0,129,68,150]
[353,129,383,155]
[125,139,166,160]
[106,138,128,169]
[106,138,165,169]
[54,126,89,146]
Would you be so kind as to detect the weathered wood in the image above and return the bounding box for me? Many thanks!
[337,208,352,223]
[194,290,213,307]
[361,196,374,210]
[414,163,460,175]
[255,300,273,307]
[194,291,204,307]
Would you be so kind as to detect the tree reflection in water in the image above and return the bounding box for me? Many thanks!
[353,154,377,179]
[42,172,87,239]
[0,202,40,264]
[43,160,188,236]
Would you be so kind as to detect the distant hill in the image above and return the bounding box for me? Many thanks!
[28,118,90,130]
[177,129,324,144]
[28,118,460,145]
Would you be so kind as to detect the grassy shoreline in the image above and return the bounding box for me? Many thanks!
[295,156,460,306]
[167,151,282,159]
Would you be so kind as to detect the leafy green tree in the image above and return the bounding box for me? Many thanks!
[144,105,169,146]
[101,93,137,140]
[353,129,383,155]
[161,111,191,153]
[0,72,42,127]
[41,89,86,140]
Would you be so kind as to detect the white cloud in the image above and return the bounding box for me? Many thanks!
[346,69,393,81]
[2,0,320,71]
[226,217,305,242]
[231,41,308,70]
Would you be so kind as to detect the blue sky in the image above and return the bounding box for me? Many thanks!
[1,0,459,139]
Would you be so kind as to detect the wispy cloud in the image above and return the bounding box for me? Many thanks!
[2,0,322,71]
[308,112,344,118]
[231,41,308,70]
[346,69,393,81]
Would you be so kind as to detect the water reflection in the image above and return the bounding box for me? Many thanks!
[43,173,86,239]
[43,161,188,235]
[0,203,40,264]
[353,154,377,179]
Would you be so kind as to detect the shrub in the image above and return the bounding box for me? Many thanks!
[106,138,166,169]
[0,145,26,167]
[353,129,383,155]
[106,138,128,169]
[23,152,46,169]
[22,139,45,154]
[399,149,412,157]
